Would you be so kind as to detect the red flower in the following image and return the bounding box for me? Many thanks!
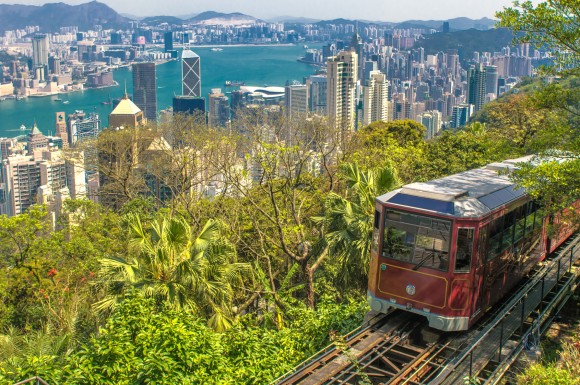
[48,268,57,277]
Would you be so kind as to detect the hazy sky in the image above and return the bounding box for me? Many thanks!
[4,0,524,20]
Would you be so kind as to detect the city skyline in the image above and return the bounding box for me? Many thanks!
[1,0,537,21]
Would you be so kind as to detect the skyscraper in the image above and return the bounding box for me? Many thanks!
[32,34,49,80]
[485,65,499,98]
[173,96,205,116]
[467,64,487,112]
[350,31,364,82]
[451,104,474,128]
[362,71,389,125]
[55,112,68,149]
[109,94,145,128]
[2,155,41,216]
[208,89,230,128]
[164,31,173,52]
[133,62,157,122]
[284,84,309,119]
[327,50,358,131]
[182,50,201,97]
[419,110,442,139]
[32,35,49,68]
[28,124,49,155]
[307,75,327,114]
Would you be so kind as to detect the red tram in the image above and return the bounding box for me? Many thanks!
[367,156,577,331]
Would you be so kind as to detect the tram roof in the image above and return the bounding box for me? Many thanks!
[377,156,535,218]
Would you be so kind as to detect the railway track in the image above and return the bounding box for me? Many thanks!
[275,312,458,385]
[274,233,580,385]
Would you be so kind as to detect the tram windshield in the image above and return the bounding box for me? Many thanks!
[382,209,452,271]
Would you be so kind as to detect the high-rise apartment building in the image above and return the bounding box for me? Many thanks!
[2,155,41,216]
[133,62,157,122]
[467,64,487,112]
[284,84,309,119]
[39,150,67,195]
[362,71,389,125]
[182,50,201,97]
[327,50,358,131]
[307,75,327,114]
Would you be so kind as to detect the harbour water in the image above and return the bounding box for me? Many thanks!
[0,44,321,137]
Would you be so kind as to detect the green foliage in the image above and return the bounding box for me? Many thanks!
[316,162,400,288]
[418,125,519,180]
[67,292,229,385]
[95,214,252,331]
[517,363,578,385]
[496,0,580,72]
[0,292,366,384]
[349,120,426,181]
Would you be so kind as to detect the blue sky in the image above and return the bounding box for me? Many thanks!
[7,0,531,20]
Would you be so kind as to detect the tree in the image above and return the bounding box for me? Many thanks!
[496,0,580,72]
[94,214,251,331]
[497,0,580,217]
[348,120,427,182]
[211,111,343,309]
[316,162,400,288]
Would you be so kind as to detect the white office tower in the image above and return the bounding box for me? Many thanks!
[362,71,389,125]
[327,50,358,131]
[285,84,309,119]
[182,49,201,97]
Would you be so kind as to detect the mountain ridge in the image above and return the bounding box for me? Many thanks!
[0,1,497,33]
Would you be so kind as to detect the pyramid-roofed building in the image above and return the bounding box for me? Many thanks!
[109,94,145,128]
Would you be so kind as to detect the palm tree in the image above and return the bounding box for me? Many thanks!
[94,214,251,331]
[317,162,399,287]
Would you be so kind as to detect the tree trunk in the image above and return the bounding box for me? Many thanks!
[301,261,315,309]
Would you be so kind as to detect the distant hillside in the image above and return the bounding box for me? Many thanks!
[268,16,321,24]
[187,11,261,25]
[415,28,513,58]
[0,1,129,33]
[397,17,496,31]
[140,16,184,26]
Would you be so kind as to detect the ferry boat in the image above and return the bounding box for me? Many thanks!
[211,47,224,52]
[224,80,245,87]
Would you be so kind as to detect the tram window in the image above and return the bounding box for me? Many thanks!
[514,205,527,242]
[479,224,489,261]
[383,226,414,261]
[372,210,380,251]
[525,202,535,234]
[488,217,504,259]
[534,209,544,230]
[455,228,474,273]
[502,211,516,250]
[382,210,451,271]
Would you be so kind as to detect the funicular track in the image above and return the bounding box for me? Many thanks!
[274,233,580,385]
[274,311,455,385]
